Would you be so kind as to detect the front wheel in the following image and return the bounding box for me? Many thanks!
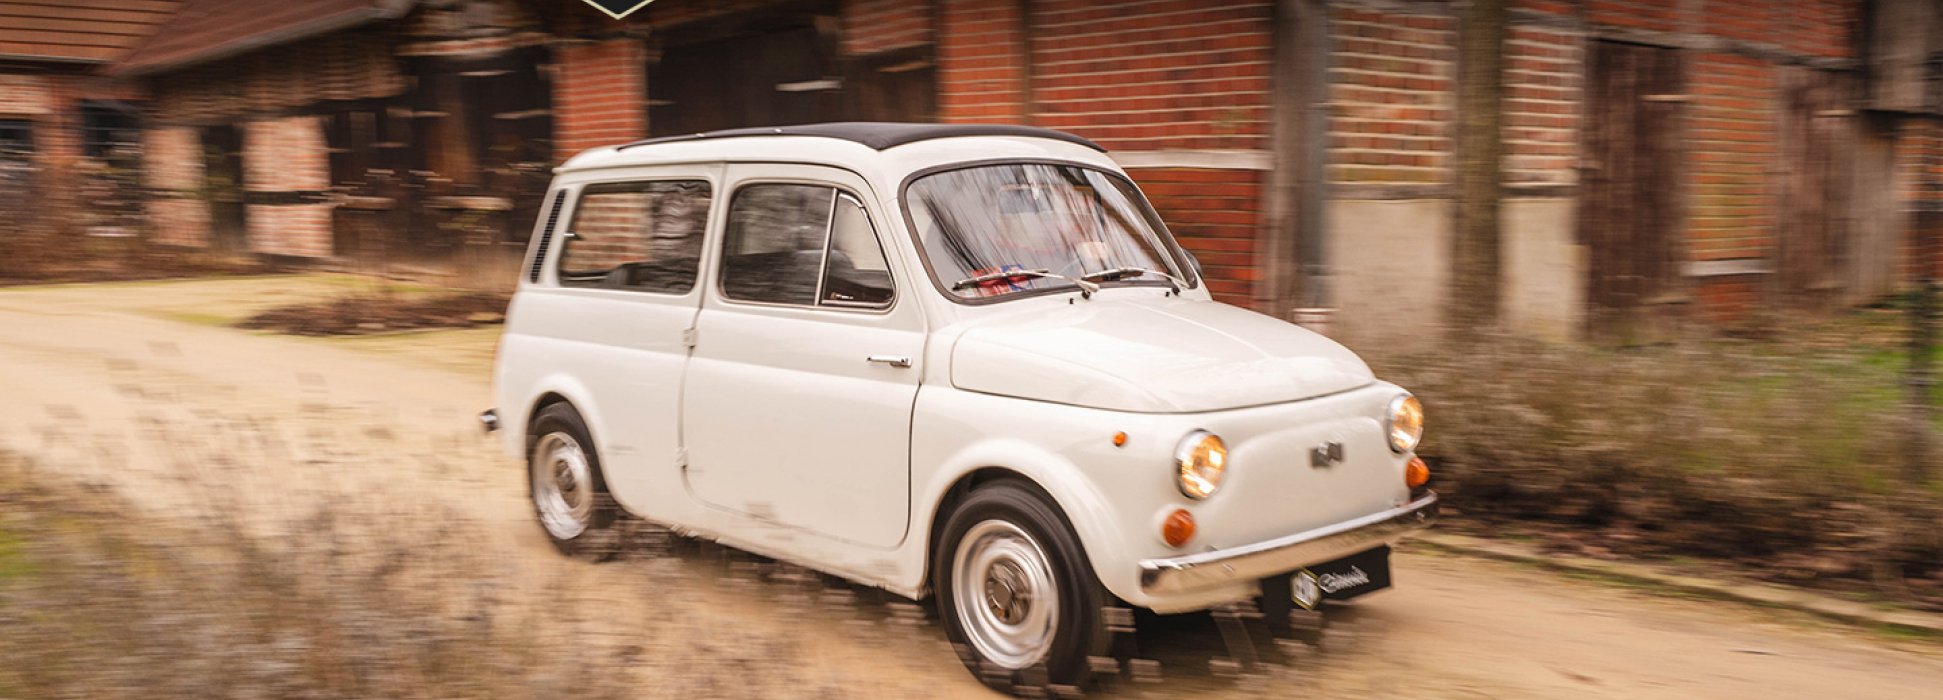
[935,480,1110,690]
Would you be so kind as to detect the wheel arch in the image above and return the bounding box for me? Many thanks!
[514,375,605,456]
[914,446,1124,600]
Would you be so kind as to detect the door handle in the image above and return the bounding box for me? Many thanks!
[866,355,913,368]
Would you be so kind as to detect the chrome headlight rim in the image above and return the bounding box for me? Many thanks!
[1385,393,1424,454]
[1174,429,1227,500]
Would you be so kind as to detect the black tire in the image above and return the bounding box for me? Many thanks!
[526,402,618,558]
[934,480,1112,691]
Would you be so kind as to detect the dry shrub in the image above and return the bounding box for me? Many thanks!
[236,291,510,336]
[0,234,267,286]
[0,159,265,286]
[1369,331,1943,605]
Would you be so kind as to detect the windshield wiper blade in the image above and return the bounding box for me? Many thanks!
[1080,266,1186,293]
[950,268,1101,297]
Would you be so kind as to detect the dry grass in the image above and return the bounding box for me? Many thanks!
[1367,320,1943,607]
[0,453,926,699]
[0,457,630,698]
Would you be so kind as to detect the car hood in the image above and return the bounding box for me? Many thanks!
[949,297,1374,413]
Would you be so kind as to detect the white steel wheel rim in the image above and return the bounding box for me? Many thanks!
[952,519,1060,670]
[532,432,594,540]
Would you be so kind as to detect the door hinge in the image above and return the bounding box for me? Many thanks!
[681,328,698,348]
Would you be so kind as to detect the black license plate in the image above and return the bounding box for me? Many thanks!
[1292,545,1392,608]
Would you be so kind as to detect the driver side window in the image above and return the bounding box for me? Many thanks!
[719,183,893,309]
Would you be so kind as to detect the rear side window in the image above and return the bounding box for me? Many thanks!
[719,184,893,309]
[557,180,711,293]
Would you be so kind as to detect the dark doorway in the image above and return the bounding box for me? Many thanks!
[843,47,937,123]
[200,125,247,252]
[647,5,937,136]
[650,23,842,136]
[1580,41,1684,341]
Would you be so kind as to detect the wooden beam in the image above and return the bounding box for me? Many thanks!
[1256,0,1330,317]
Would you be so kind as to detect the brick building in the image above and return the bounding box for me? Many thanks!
[3,0,1940,342]
[0,0,175,234]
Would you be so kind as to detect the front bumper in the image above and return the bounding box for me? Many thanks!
[1137,492,1438,595]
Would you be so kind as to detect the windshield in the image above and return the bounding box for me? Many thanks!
[906,163,1195,301]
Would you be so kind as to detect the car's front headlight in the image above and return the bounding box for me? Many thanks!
[1175,430,1227,499]
[1386,394,1424,453]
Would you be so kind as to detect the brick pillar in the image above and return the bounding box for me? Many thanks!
[553,37,649,162]
[242,116,334,258]
[936,0,1030,123]
[144,126,210,247]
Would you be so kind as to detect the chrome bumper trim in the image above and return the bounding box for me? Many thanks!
[1138,492,1438,594]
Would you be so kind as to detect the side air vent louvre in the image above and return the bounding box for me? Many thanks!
[528,189,569,283]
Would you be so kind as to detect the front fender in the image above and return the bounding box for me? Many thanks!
[908,387,1179,603]
[914,438,1125,591]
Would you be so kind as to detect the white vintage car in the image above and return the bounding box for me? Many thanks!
[484,122,1436,689]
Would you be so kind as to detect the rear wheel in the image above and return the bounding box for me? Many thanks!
[935,480,1110,691]
[528,403,616,557]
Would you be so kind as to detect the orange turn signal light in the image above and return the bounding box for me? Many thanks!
[1112,431,1128,447]
[1405,456,1430,489]
[1161,509,1196,548]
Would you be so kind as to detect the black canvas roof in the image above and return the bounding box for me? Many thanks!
[617,122,1107,153]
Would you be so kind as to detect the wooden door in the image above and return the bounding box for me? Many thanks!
[1581,41,1684,341]
[200,125,248,252]
[1776,67,1856,308]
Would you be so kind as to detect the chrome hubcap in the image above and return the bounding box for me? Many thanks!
[532,432,593,540]
[952,520,1058,669]
[985,561,1032,624]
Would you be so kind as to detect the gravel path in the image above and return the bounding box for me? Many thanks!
[2,277,1939,699]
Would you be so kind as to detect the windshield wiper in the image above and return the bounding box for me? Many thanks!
[1080,266,1187,293]
[950,268,1101,298]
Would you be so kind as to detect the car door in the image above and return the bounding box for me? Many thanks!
[681,164,923,549]
[515,167,718,515]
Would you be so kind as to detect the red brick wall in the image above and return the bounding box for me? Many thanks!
[1693,277,1762,321]
[553,38,648,162]
[843,0,932,56]
[1025,0,1272,151]
[243,116,333,258]
[1585,0,1680,33]
[1777,0,1860,60]
[937,0,1029,122]
[144,126,208,247]
[1686,52,1777,264]
[1137,167,1263,304]
[1899,120,1943,281]
[243,116,329,194]
[1686,50,1778,321]
[245,205,334,258]
[1701,0,1777,44]
[1503,23,1580,185]
[1326,4,1454,185]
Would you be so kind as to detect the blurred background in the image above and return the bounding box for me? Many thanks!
[3,1,1943,697]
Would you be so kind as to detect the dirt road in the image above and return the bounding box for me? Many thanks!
[2,277,1940,699]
